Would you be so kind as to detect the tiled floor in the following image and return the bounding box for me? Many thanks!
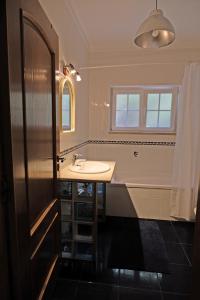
[51,219,194,300]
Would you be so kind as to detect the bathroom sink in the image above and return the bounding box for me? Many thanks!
[68,161,110,174]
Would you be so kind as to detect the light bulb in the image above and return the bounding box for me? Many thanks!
[152,30,160,38]
[76,72,81,82]
[70,69,76,75]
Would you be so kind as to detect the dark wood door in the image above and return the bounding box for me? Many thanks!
[20,7,60,300]
[22,15,55,226]
[0,152,10,300]
[1,0,60,299]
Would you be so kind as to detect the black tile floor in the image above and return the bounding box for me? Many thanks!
[51,218,194,300]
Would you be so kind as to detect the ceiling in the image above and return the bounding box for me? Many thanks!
[66,0,200,53]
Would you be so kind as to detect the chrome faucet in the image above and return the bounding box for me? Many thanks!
[72,153,82,165]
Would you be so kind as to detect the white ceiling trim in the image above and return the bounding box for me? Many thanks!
[88,48,200,68]
[65,0,90,50]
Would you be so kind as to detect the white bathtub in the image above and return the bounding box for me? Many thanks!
[106,176,173,221]
[112,176,172,189]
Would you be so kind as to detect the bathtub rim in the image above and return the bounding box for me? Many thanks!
[110,180,172,190]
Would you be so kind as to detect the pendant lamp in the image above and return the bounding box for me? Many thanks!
[134,0,175,48]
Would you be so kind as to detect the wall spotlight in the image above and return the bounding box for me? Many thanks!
[75,72,82,82]
[68,63,76,75]
[63,63,76,75]
[63,63,82,82]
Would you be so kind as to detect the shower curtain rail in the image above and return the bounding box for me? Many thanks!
[80,60,200,70]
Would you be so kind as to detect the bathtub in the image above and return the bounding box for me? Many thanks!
[106,175,173,221]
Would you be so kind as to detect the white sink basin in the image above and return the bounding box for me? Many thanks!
[68,161,110,174]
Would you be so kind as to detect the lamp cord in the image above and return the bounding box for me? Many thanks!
[156,0,158,10]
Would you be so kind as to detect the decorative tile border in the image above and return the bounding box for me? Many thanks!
[88,140,176,146]
[60,141,89,156]
[60,139,175,156]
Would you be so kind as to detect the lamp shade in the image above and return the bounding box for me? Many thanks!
[134,9,175,48]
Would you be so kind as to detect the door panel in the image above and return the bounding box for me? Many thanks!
[23,19,54,227]
[30,213,59,300]
[21,11,60,300]
[0,154,10,299]
[30,199,58,253]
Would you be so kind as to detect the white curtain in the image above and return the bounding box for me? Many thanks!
[170,63,200,221]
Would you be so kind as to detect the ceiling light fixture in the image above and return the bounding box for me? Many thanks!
[134,0,175,48]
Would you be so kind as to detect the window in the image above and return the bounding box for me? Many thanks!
[62,91,71,131]
[111,86,178,133]
[60,77,75,133]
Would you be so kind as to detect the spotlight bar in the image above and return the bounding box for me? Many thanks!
[63,63,82,82]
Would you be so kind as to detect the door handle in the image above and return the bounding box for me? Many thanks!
[57,156,66,163]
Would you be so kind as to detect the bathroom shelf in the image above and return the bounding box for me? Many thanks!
[61,253,73,259]
[74,237,94,243]
[57,180,106,263]
[74,254,94,261]
[73,199,94,203]
[74,220,95,225]
[57,181,72,200]
[61,218,72,222]
[60,198,72,202]
[63,242,73,246]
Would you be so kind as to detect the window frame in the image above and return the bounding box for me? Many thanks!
[110,86,178,134]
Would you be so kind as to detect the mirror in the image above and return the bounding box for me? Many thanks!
[59,77,75,133]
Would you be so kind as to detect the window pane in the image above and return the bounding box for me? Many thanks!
[62,94,70,130]
[128,94,140,110]
[146,111,158,127]
[160,93,172,110]
[63,94,70,109]
[116,94,127,110]
[147,94,159,110]
[62,110,70,128]
[158,111,171,127]
[127,111,139,127]
[116,111,127,127]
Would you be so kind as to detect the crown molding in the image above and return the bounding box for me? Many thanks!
[88,48,200,66]
[65,0,90,51]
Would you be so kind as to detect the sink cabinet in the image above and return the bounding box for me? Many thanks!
[57,181,106,262]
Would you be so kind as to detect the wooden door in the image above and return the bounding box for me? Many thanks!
[0,151,10,300]
[1,0,60,299]
[20,7,60,300]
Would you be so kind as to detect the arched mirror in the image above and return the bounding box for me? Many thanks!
[59,77,75,132]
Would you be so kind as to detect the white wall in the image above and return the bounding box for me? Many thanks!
[87,49,200,218]
[87,143,174,182]
[89,49,200,141]
[39,0,90,152]
[88,49,200,168]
